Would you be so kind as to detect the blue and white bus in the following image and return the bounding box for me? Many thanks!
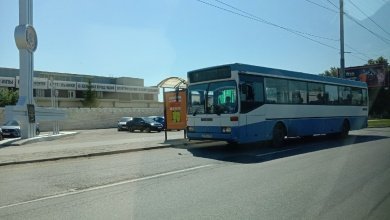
[186,63,368,146]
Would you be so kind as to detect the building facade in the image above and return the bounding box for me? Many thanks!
[0,67,160,108]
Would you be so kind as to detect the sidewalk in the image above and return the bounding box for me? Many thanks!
[0,131,213,166]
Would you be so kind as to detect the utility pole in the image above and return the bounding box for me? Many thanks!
[339,0,345,78]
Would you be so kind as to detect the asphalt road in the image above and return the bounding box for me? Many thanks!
[0,128,389,219]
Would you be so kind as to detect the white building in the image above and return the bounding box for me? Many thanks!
[0,67,160,108]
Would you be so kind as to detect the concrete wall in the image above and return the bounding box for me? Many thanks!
[0,106,164,131]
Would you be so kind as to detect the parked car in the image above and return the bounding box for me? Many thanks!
[126,117,163,132]
[117,117,133,131]
[148,116,165,129]
[1,120,40,138]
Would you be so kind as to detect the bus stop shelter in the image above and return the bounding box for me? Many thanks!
[157,77,187,141]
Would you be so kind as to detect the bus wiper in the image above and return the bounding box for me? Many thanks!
[214,105,223,116]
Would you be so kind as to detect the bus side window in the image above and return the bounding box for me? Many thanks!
[292,91,303,104]
[239,74,264,113]
[240,84,254,101]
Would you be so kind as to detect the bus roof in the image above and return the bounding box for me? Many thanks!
[189,63,367,88]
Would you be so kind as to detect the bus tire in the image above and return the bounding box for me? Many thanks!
[272,123,286,148]
[339,120,350,139]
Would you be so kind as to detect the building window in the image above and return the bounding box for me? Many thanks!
[68,91,75,98]
[96,91,103,98]
[144,94,154,100]
[131,93,140,100]
[34,89,45,97]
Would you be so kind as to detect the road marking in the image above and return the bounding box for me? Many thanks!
[0,164,213,210]
[256,148,300,157]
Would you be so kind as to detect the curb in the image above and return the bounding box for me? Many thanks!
[0,139,217,167]
[0,132,79,147]
[0,144,171,167]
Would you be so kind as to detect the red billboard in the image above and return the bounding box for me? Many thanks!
[344,64,388,88]
[164,90,187,130]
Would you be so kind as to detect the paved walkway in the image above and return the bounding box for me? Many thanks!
[0,131,212,166]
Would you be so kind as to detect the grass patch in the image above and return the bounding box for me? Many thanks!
[368,119,390,128]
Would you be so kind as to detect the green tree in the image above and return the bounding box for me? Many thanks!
[0,89,18,107]
[82,80,98,107]
[367,56,388,65]
[320,66,339,77]
[366,56,390,118]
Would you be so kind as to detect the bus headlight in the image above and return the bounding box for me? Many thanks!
[221,127,232,133]
[187,126,195,132]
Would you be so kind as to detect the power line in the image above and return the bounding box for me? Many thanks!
[325,0,339,9]
[196,0,339,50]
[215,0,340,42]
[323,0,390,44]
[344,12,390,45]
[197,0,375,61]
[304,0,338,13]
[348,52,368,61]
[345,43,372,59]
[305,0,382,59]
[348,0,390,37]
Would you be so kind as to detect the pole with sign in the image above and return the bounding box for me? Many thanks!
[14,0,37,138]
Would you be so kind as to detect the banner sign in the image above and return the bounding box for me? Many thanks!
[49,80,76,90]
[95,83,116,92]
[164,90,187,130]
[33,77,48,89]
[0,77,16,87]
[116,85,158,93]
[76,82,115,92]
[4,76,159,94]
[15,76,48,89]
[345,64,389,88]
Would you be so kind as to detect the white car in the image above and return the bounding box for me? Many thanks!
[1,120,40,138]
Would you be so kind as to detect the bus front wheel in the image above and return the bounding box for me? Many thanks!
[272,123,286,148]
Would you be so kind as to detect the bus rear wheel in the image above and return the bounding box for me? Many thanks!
[272,123,286,148]
[339,120,350,138]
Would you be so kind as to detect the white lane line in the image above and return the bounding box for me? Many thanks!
[0,164,213,210]
[256,148,300,157]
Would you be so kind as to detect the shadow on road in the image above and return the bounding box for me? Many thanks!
[181,134,388,164]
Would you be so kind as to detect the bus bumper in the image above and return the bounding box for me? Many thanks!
[186,126,239,142]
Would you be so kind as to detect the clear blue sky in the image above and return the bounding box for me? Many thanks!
[1,0,389,88]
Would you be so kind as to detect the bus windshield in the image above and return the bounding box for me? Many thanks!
[188,80,237,115]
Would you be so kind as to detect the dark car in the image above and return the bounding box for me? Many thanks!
[117,117,133,131]
[148,116,165,129]
[126,117,163,132]
[1,120,40,138]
